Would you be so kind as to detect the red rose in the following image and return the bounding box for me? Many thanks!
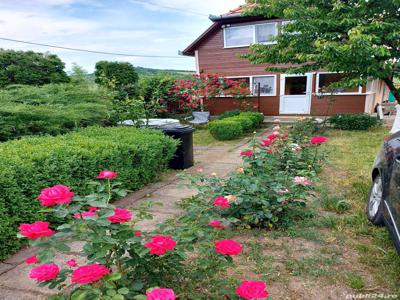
[30,264,60,282]
[37,185,74,206]
[146,288,176,300]
[19,221,54,239]
[106,208,132,223]
[145,235,177,255]
[236,281,269,300]
[215,239,243,256]
[212,196,230,208]
[310,136,327,145]
[71,264,109,284]
[25,255,40,265]
[96,170,118,179]
[66,259,78,267]
[88,206,100,212]
[209,220,227,229]
[240,151,254,157]
[134,231,143,237]
[260,139,273,147]
[267,134,279,140]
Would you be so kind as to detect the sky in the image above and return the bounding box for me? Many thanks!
[0,0,245,72]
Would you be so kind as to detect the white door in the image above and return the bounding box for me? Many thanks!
[279,74,312,114]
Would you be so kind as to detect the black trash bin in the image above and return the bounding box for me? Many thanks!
[160,124,195,170]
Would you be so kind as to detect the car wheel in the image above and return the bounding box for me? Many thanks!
[367,174,384,225]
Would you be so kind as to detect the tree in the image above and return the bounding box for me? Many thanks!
[244,0,400,101]
[0,49,70,87]
[94,61,139,98]
[69,63,88,85]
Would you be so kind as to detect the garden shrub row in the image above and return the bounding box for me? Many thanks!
[0,83,113,141]
[208,112,264,140]
[328,113,380,130]
[0,126,178,260]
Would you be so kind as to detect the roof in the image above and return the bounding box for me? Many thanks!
[181,5,263,56]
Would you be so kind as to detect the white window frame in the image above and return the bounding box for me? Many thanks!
[252,75,277,96]
[315,72,363,96]
[220,75,277,97]
[223,22,278,48]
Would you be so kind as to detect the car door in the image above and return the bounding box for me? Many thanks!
[386,135,400,242]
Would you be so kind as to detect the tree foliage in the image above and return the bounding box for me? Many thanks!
[244,0,400,100]
[0,49,70,87]
[94,61,139,98]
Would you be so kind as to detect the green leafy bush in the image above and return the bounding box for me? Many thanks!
[289,117,322,143]
[239,112,264,127]
[0,83,113,141]
[328,114,380,130]
[208,120,243,140]
[0,126,177,260]
[209,112,264,140]
[230,116,253,131]
[219,110,241,119]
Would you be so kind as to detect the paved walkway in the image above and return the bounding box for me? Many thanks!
[0,138,249,300]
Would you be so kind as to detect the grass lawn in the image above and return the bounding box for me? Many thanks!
[177,127,400,299]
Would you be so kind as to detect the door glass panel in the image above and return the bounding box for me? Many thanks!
[284,76,307,95]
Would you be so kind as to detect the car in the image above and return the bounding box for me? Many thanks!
[367,131,400,254]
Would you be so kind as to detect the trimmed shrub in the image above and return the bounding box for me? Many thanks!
[328,114,380,130]
[0,83,113,141]
[209,112,264,140]
[0,126,178,260]
[219,109,241,119]
[239,112,264,127]
[209,120,243,140]
[230,116,254,131]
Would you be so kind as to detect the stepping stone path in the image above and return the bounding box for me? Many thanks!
[0,137,250,300]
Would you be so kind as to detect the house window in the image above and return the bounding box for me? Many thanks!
[252,76,276,96]
[224,22,278,48]
[224,26,254,48]
[316,73,362,94]
[255,23,278,44]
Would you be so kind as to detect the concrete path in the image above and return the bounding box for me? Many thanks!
[0,137,250,300]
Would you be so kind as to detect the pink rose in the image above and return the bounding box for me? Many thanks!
[88,206,100,212]
[236,281,269,300]
[30,264,60,282]
[106,208,132,223]
[260,139,273,147]
[19,221,54,239]
[310,136,327,145]
[292,176,312,186]
[212,196,230,208]
[209,220,227,229]
[25,255,40,265]
[146,288,176,300]
[215,239,243,256]
[73,211,98,219]
[145,235,177,255]
[37,185,74,206]
[96,170,118,179]
[66,259,78,267]
[71,264,109,284]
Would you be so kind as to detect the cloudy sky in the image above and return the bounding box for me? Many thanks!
[0,0,245,72]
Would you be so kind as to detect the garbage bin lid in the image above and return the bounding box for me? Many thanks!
[160,124,195,134]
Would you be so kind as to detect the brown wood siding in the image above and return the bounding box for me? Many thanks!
[197,23,367,116]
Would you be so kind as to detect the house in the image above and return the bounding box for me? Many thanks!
[181,5,389,116]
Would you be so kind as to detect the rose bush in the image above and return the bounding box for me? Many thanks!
[19,170,264,299]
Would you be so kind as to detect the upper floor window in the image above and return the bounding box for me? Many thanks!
[316,72,362,95]
[224,22,278,48]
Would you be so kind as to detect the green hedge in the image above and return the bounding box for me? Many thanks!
[209,120,243,140]
[0,83,113,141]
[328,113,380,130]
[0,126,178,260]
[209,112,264,140]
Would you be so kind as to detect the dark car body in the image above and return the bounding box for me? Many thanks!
[370,131,400,254]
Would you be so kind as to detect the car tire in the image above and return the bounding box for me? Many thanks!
[367,174,384,225]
